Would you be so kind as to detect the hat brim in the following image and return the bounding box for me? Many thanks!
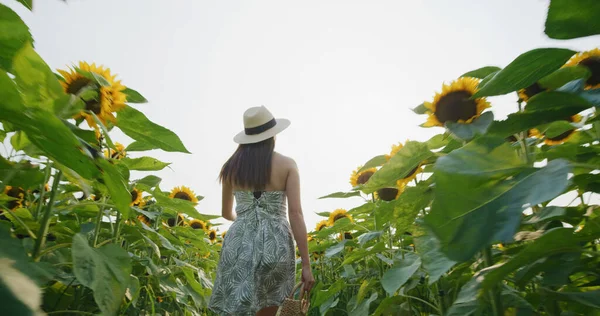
[233,118,291,144]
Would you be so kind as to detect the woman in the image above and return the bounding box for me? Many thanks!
[209,106,315,316]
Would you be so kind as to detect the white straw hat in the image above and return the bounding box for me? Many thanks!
[233,106,291,144]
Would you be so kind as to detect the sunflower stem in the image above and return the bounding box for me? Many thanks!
[3,206,37,239]
[483,246,503,316]
[93,197,107,247]
[113,211,122,240]
[32,170,62,262]
[34,161,52,220]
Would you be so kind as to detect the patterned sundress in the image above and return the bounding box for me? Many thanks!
[208,191,296,315]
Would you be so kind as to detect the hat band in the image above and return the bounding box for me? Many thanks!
[245,118,276,135]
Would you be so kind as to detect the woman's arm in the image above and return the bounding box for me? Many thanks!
[221,180,236,221]
[286,159,315,291]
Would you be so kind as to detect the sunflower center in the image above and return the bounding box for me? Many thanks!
[579,56,600,86]
[435,91,477,123]
[66,77,92,94]
[209,232,216,240]
[343,232,353,239]
[377,188,399,201]
[85,100,103,115]
[523,82,545,99]
[547,129,575,141]
[357,171,374,185]
[174,192,192,201]
[131,190,139,203]
[190,222,205,230]
[404,166,419,179]
[333,213,348,222]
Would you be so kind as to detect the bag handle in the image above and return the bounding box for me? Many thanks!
[289,282,305,300]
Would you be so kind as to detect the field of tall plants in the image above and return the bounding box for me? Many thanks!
[2,0,600,315]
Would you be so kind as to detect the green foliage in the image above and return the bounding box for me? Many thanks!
[545,0,600,39]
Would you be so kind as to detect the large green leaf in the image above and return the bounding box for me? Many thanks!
[97,159,131,217]
[538,66,591,90]
[446,273,485,316]
[72,234,132,316]
[545,289,600,308]
[0,258,45,316]
[0,224,54,285]
[445,111,494,142]
[318,191,362,199]
[488,107,588,138]
[482,228,580,290]
[473,48,576,98]
[0,157,45,190]
[523,206,566,224]
[381,252,421,296]
[349,292,378,316]
[392,182,433,235]
[117,105,190,153]
[12,44,65,109]
[460,66,502,79]
[362,141,433,193]
[125,140,155,152]
[357,155,387,173]
[524,91,593,112]
[122,87,147,103]
[545,0,600,39]
[424,137,571,261]
[0,4,32,72]
[120,157,170,171]
[0,71,100,179]
[153,189,216,221]
[414,232,457,285]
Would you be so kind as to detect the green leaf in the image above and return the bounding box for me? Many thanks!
[525,91,593,112]
[362,141,433,193]
[425,134,449,150]
[134,175,162,188]
[412,103,428,115]
[545,0,600,39]
[141,235,161,259]
[349,292,378,316]
[482,228,583,291]
[16,0,32,10]
[313,279,346,306]
[0,4,32,72]
[393,182,433,235]
[325,240,348,258]
[117,105,190,153]
[123,87,148,103]
[120,157,170,171]
[341,241,386,265]
[445,112,494,142]
[318,191,362,199]
[153,189,216,221]
[414,232,457,285]
[12,44,65,109]
[381,252,421,296]
[357,155,387,173]
[473,48,576,98]
[538,66,591,90]
[0,129,6,142]
[0,224,54,285]
[71,234,132,316]
[0,258,45,315]
[541,120,576,139]
[460,66,502,79]
[424,136,571,261]
[572,173,600,193]
[10,131,30,151]
[97,159,131,217]
[523,206,566,224]
[125,140,156,152]
[446,274,485,316]
[545,289,600,308]
[357,231,382,247]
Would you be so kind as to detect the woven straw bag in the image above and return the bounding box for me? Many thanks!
[276,282,309,316]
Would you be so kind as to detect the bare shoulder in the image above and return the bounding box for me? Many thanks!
[273,152,297,170]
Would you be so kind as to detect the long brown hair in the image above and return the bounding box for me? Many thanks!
[219,137,275,190]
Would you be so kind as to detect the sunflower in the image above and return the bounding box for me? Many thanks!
[328,208,353,226]
[531,115,582,145]
[399,163,424,185]
[208,229,217,242]
[315,220,329,232]
[385,142,403,161]
[104,142,126,160]
[189,219,208,230]
[169,186,199,204]
[221,231,227,239]
[564,48,600,90]
[57,61,127,128]
[422,77,491,127]
[518,82,546,102]
[350,167,377,187]
[4,186,25,210]
[375,181,406,202]
[130,188,143,206]
[338,232,353,241]
[137,214,152,226]
[312,250,324,261]
[166,213,185,227]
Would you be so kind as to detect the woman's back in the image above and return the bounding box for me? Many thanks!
[232,152,293,193]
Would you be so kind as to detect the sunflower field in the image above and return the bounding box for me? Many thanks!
[2,0,600,315]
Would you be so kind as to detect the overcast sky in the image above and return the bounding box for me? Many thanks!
[7,0,598,232]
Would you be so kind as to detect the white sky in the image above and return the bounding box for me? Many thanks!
[7,0,599,232]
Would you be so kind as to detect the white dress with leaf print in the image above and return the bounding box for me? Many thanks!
[208,191,296,315]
